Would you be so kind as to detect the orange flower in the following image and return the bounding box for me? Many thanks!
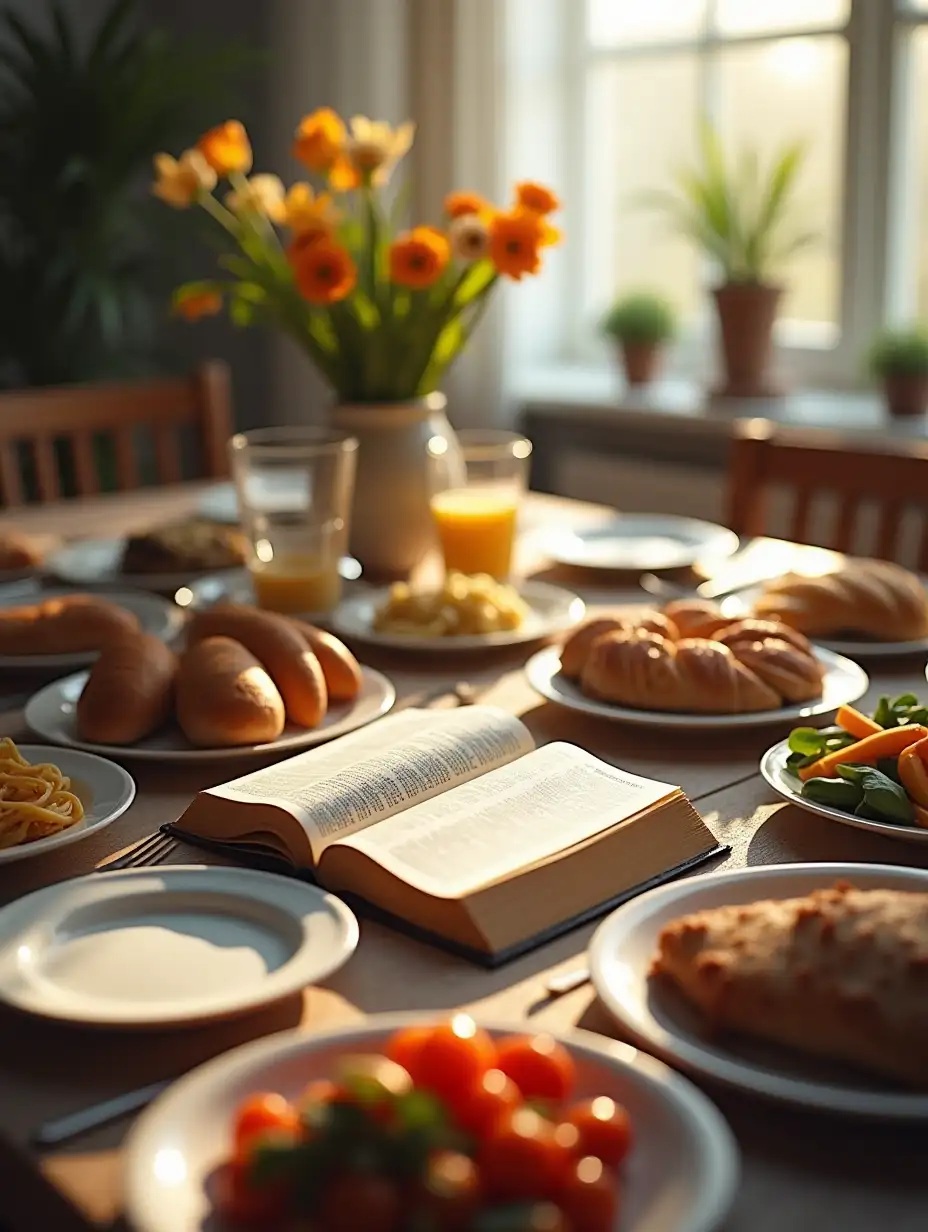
[292,241,357,305]
[173,290,223,321]
[444,190,491,219]
[196,121,252,177]
[389,226,450,289]
[515,181,560,215]
[327,153,362,192]
[293,108,346,173]
[287,226,330,263]
[488,209,545,280]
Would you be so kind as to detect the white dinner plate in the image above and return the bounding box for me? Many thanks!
[0,744,135,865]
[0,588,185,670]
[24,666,395,762]
[543,514,739,572]
[329,580,586,651]
[0,865,358,1027]
[124,1015,739,1232]
[760,738,928,844]
[525,644,868,730]
[590,863,928,1119]
[45,537,247,594]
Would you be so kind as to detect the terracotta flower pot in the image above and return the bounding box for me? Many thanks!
[712,282,783,398]
[618,340,662,387]
[882,373,928,418]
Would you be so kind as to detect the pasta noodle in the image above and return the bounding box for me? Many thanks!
[0,738,84,850]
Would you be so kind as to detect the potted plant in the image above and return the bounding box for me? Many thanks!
[153,113,561,578]
[868,327,928,418]
[643,119,816,399]
[601,291,676,386]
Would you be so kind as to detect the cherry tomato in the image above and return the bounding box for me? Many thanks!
[318,1172,401,1232]
[386,1024,433,1080]
[232,1092,301,1155]
[416,1150,482,1231]
[414,1015,497,1109]
[565,1096,633,1168]
[495,1034,576,1106]
[479,1106,574,1202]
[454,1067,521,1139]
[210,1159,287,1224]
[559,1156,619,1232]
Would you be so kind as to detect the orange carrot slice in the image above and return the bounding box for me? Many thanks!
[798,724,928,782]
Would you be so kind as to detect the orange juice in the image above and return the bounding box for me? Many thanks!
[250,553,342,614]
[430,488,518,579]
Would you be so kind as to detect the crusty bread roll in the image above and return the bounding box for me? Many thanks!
[651,881,928,1088]
[76,630,176,744]
[0,531,42,570]
[187,603,327,728]
[580,629,781,713]
[176,637,286,747]
[561,617,628,679]
[284,619,362,702]
[661,599,731,640]
[0,595,140,656]
[713,619,823,703]
[754,558,928,641]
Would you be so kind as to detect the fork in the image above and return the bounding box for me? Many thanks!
[97,827,177,872]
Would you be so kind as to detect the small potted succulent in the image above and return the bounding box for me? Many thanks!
[601,291,676,386]
[868,327,928,418]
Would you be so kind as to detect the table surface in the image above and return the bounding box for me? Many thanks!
[1,483,928,1232]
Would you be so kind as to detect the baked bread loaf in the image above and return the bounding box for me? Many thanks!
[77,629,177,743]
[0,531,42,571]
[284,619,363,702]
[651,881,928,1088]
[754,558,928,642]
[176,637,286,747]
[662,599,731,640]
[120,519,247,575]
[0,594,139,655]
[561,610,677,679]
[714,619,824,703]
[580,629,781,713]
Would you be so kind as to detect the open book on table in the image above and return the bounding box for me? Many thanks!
[175,706,723,965]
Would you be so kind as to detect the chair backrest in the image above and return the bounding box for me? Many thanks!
[726,418,928,569]
[0,361,232,506]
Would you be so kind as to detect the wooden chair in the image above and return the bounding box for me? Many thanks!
[0,361,232,506]
[726,418,928,568]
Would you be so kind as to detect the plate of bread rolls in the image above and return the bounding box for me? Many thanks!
[24,605,395,761]
[589,863,928,1118]
[525,600,868,729]
[0,591,185,670]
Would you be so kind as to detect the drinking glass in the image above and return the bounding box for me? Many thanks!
[429,430,532,580]
[229,427,358,614]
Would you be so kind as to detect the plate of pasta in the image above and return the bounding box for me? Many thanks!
[0,738,135,863]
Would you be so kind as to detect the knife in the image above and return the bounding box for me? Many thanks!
[32,1080,172,1149]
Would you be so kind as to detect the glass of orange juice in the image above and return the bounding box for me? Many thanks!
[429,431,532,580]
[229,427,358,615]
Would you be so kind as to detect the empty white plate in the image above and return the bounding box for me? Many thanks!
[525,644,869,730]
[0,744,135,865]
[124,1016,738,1232]
[24,666,395,762]
[0,865,358,1027]
[544,515,739,572]
[590,863,928,1119]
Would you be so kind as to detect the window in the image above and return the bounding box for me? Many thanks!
[503,0,928,389]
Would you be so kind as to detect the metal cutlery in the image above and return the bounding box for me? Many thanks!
[544,967,591,996]
[97,828,177,873]
[639,565,784,603]
[32,1080,172,1149]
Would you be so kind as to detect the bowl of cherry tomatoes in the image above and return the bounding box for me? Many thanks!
[125,1015,738,1232]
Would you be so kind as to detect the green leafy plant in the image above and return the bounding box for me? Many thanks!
[601,291,676,345]
[0,0,254,388]
[640,117,816,285]
[868,327,928,378]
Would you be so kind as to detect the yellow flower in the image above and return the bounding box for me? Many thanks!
[449,214,490,262]
[389,226,450,289]
[293,107,346,173]
[281,183,340,237]
[197,121,253,177]
[291,241,357,305]
[345,115,415,184]
[515,181,560,215]
[444,190,491,219]
[488,209,545,280]
[151,150,216,208]
[173,290,223,321]
[225,174,286,221]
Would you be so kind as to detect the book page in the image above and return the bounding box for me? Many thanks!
[334,742,677,897]
[211,706,533,860]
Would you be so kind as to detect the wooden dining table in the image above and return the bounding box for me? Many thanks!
[1,482,927,1232]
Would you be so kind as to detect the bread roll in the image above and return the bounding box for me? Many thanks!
[0,595,139,656]
[0,531,42,570]
[187,604,327,728]
[560,617,628,679]
[662,599,730,640]
[76,630,176,744]
[284,619,362,702]
[176,637,285,747]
